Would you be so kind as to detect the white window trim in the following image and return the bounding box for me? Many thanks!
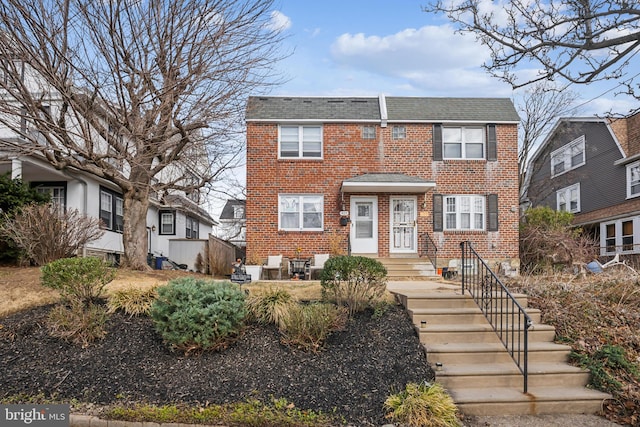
[601,218,638,255]
[556,183,581,213]
[392,126,406,140]
[626,161,640,199]
[278,125,323,159]
[550,135,585,177]
[442,126,486,160]
[443,195,485,231]
[362,125,376,140]
[160,211,175,235]
[278,194,324,231]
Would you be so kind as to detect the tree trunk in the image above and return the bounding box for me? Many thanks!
[121,188,150,270]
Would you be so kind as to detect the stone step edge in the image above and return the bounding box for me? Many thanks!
[425,341,571,353]
[447,386,612,403]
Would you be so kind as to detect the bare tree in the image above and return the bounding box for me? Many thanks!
[516,82,580,204]
[0,0,285,269]
[424,1,640,95]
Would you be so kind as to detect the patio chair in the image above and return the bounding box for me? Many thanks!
[262,254,283,280]
[307,254,330,280]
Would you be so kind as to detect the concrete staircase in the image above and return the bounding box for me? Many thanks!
[375,257,438,279]
[395,290,611,416]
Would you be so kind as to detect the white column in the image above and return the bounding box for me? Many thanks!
[11,158,22,179]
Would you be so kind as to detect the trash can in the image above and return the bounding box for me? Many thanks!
[155,256,166,270]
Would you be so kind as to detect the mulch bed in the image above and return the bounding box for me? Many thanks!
[0,302,434,426]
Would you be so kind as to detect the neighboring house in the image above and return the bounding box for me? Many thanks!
[244,95,520,268]
[217,199,246,248]
[0,63,216,270]
[524,113,640,258]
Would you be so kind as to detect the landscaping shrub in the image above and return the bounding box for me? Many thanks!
[246,287,296,327]
[0,204,104,266]
[150,277,247,354]
[107,286,159,316]
[47,300,109,348]
[279,302,347,352]
[41,257,115,306]
[320,255,387,316]
[384,382,460,427]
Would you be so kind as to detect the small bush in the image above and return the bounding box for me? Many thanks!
[384,382,460,427]
[570,345,640,392]
[279,302,347,352]
[320,255,387,316]
[47,301,108,348]
[246,287,296,327]
[107,286,159,316]
[150,277,247,354]
[41,257,115,305]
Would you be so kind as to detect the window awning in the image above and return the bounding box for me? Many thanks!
[341,173,436,193]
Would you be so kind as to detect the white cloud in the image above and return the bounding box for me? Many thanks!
[329,25,509,96]
[267,10,292,32]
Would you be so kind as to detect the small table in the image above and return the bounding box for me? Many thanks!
[290,258,310,279]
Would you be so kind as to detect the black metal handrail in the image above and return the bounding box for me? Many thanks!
[460,241,533,393]
[420,233,437,270]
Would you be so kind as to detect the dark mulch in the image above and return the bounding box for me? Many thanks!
[0,302,434,426]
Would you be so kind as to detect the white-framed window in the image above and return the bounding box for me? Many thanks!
[362,125,376,140]
[185,216,199,239]
[626,161,640,198]
[556,183,580,213]
[233,205,245,219]
[278,194,324,231]
[550,136,585,177]
[100,187,124,232]
[392,126,406,139]
[279,125,322,158]
[443,126,485,159]
[444,195,485,230]
[159,211,175,235]
[35,184,66,213]
[602,218,637,254]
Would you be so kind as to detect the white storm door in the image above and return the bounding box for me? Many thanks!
[350,196,378,254]
[391,197,417,253]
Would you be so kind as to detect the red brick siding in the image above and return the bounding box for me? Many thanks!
[246,122,519,264]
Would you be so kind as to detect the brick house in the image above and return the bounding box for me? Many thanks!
[245,95,520,270]
[525,112,640,259]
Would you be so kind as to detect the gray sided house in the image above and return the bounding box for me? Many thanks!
[525,114,640,258]
[217,199,246,248]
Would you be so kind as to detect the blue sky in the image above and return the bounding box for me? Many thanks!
[267,0,638,116]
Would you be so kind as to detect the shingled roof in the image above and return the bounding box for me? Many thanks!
[246,95,519,123]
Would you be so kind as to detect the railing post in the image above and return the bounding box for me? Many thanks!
[460,241,465,295]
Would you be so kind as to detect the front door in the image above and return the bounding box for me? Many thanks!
[350,196,378,254]
[390,197,417,254]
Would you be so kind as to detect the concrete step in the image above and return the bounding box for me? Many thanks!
[410,307,542,325]
[426,341,572,364]
[416,323,557,344]
[404,293,530,310]
[435,362,591,389]
[376,257,439,279]
[450,386,612,416]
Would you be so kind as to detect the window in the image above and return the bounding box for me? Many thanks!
[443,126,484,159]
[279,194,323,231]
[627,161,640,198]
[159,211,175,235]
[444,195,485,230]
[33,183,66,213]
[233,205,245,219]
[556,183,580,213]
[186,216,199,239]
[603,219,637,254]
[623,220,634,251]
[99,187,124,232]
[362,125,376,140]
[392,126,406,139]
[606,223,616,253]
[550,136,585,177]
[279,125,322,158]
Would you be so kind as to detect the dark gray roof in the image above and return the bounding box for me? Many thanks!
[343,173,431,184]
[246,96,380,121]
[219,199,245,220]
[246,95,519,123]
[385,97,519,122]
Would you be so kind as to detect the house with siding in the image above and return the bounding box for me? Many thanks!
[217,199,246,248]
[525,112,640,259]
[244,95,520,272]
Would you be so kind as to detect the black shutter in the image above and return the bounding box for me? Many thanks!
[433,194,443,231]
[433,124,442,161]
[487,124,497,161]
[487,194,498,231]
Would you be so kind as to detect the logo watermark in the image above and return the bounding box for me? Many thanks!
[1,404,69,426]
